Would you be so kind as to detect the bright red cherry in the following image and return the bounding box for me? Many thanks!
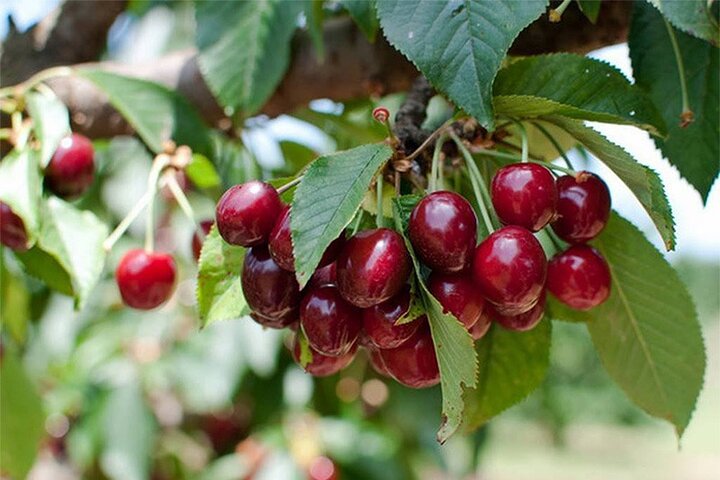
[241,245,300,320]
[300,285,362,356]
[380,322,439,389]
[45,134,95,199]
[292,337,356,377]
[472,226,547,316]
[427,271,484,330]
[308,262,337,289]
[408,191,477,273]
[362,287,420,349]
[116,249,176,309]
[547,245,611,310]
[0,201,30,251]
[336,228,411,308]
[269,205,345,272]
[491,163,556,232]
[215,181,282,247]
[191,220,214,261]
[551,172,611,243]
[491,292,546,331]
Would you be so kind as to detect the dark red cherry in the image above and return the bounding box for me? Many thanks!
[116,249,176,309]
[379,322,439,389]
[192,220,214,261]
[45,134,95,199]
[292,337,356,377]
[269,205,345,272]
[491,163,556,232]
[547,245,611,310]
[308,262,337,289]
[215,180,282,246]
[300,285,362,356]
[250,311,297,329]
[336,228,411,308]
[362,287,420,349]
[469,314,492,340]
[551,172,611,243]
[472,226,546,316]
[427,271,484,330]
[242,245,300,320]
[368,348,391,377]
[491,292,546,331]
[408,191,477,273]
[0,201,30,251]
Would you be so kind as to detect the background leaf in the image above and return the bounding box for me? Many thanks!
[377,0,547,129]
[341,0,379,41]
[291,144,392,287]
[585,213,705,437]
[577,0,601,23]
[196,0,302,113]
[26,91,71,167]
[186,153,221,189]
[649,0,719,46]
[629,2,719,203]
[0,148,41,244]
[494,54,666,135]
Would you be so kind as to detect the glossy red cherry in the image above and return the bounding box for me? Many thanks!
[45,134,95,199]
[551,172,611,243]
[191,220,214,261]
[241,245,300,320]
[408,191,477,272]
[300,285,362,356]
[472,226,547,316]
[547,245,611,310]
[380,322,439,389]
[308,262,337,289]
[491,292,546,331]
[0,201,30,251]
[491,163,557,232]
[116,249,176,309]
[362,287,420,349]
[292,337,356,377]
[427,271,484,330]
[336,228,411,308]
[215,181,282,246]
[368,348,391,377]
[269,205,345,272]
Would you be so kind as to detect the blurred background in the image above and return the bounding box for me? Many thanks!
[1,1,718,479]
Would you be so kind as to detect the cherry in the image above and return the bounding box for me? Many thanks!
[469,314,492,340]
[547,245,611,310]
[250,311,297,329]
[308,456,339,480]
[0,201,30,251]
[45,134,95,199]
[551,172,611,243]
[269,205,345,272]
[336,228,411,308]
[362,287,420,349]
[491,292,546,331]
[215,180,282,247]
[241,245,300,320]
[368,348,391,377]
[380,322,439,389]
[308,262,337,289]
[191,220,214,261]
[292,335,357,377]
[116,249,176,309]
[408,191,477,272]
[491,163,556,232]
[427,271,484,330]
[472,226,547,316]
[300,285,362,356]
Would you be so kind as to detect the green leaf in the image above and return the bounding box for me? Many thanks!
[78,69,212,155]
[629,2,719,202]
[462,320,552,431]
[0,347,45,479]
[649,0,719,46]
[0,149,41,246]
[546,295,592,323]
[186,153,221,189]
[196,0,302,113]
[493,54,666,135]
[0,264,30,343]
[15,197,107,309]
[341,0,379,41]
[545,116,675,250]
[305,0,326,59]
[277,140,317,176]
[377,0,547,129]
[585,214,705,437]
[26,91,71,167]
[392,195,478,442]
[291,144,393,287]
[210,133,260,191]
[197,225,247,327]
[577,0,601,23]
[502,121,578,161]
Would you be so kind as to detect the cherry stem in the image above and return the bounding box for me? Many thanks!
[450,131,495,233]
[351,208,364,235]
[531,121,574,169]
[549,0,572,22]
[376,173,384,228]
[102,192,152,252]
[509,119,529,163]
[404,120,453,162]
[277,175,303,194]
[545,228,566,253]
[663,18,693,122]
[0,66,74,99]
[144,154,171,253]
[161,170,205,241]
[527,159,575,176]
[429,134,446,192]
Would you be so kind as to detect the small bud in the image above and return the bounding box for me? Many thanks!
[372,106,390,124]
[679,110,695,128]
